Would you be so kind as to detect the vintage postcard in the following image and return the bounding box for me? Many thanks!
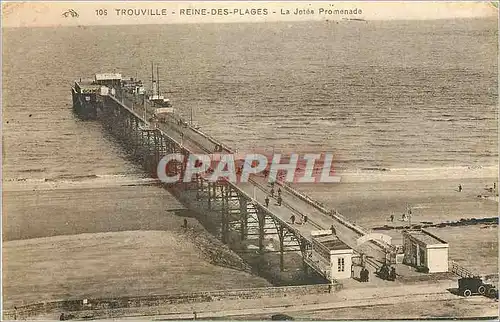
[2,1,498,320]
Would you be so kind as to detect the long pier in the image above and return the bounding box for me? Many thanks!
[87,86,393,283]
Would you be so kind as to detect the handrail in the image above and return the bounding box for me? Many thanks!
[449,260,476,278]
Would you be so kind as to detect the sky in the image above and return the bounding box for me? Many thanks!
[1,1,498,28]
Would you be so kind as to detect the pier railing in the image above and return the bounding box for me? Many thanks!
[449,260,476,278]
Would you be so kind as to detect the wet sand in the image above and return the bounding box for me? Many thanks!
[2,185,184,241]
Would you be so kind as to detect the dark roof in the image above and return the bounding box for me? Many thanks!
[315,235,351,250]
[76,79,96,86]
[405,230,447,245]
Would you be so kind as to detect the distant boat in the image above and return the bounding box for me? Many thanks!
[341,17,367,22]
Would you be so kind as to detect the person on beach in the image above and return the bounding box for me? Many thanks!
[390,214,394,222]
[277,195,282,206]
[278,188,282,196]
[182,219,188,229]
[458,184,462,192]
[265,196,270,207]
[290,214,295,224]
[402,213,406,221]
[270,187,275,197]
[330,224,336,235]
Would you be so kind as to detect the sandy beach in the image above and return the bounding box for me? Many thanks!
[2,184,271,308]
[2,229,271,309]
[294,175,498,274]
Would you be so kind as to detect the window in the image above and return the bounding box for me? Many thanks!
[337,258,345,272]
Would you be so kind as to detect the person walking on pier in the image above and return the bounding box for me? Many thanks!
[270,187,275,198]
[330,224,336,235]
[290,215,296,224]
[265,196,270,207]
[278,188,282,196]
[277,195,282,206]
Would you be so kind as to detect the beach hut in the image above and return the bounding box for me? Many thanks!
[402,229,449,273]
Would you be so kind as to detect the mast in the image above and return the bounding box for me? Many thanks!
[143,88,147,124]
[151,62,154,94]
[157,65,160,96]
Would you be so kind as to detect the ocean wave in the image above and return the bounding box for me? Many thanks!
[52,174,100,181]
[18,168,46,173]
[339,165,498,183]
[360,167,390,172]
[4,174,158,191]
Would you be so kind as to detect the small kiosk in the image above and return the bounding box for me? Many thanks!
[402,229,449,273]
[309,230,354,280]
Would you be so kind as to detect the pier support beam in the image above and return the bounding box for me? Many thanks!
[300,241,309,274]
[239,198,248,241]
[277,226,285,272]
[221,183,229,244]
[257,209,266,254]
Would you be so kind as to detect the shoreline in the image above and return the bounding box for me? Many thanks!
[2,164,498,190]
